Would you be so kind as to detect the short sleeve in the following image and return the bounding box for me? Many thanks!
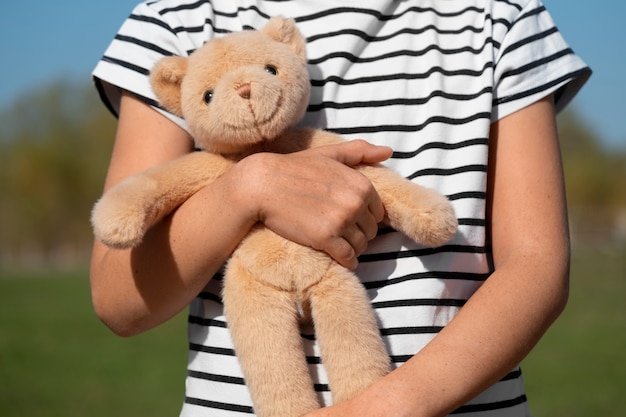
[92,2,196,130]
[492,0,591,121]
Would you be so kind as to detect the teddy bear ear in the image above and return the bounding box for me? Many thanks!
[261,16,307,61]
[149,56,188,117]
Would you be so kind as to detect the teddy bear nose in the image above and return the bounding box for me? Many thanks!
[235,83,251,99]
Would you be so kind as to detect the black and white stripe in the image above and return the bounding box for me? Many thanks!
[92,0,589,415]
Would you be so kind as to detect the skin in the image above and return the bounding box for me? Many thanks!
[90,91,391,336]
[303,94,571,417]
[90,90,570,416]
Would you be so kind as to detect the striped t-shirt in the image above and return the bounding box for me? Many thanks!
[92,1,590,416]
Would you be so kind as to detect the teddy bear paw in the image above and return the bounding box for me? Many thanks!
[396,196,458,248]
[91,196,150,249]
[413,203,458,247]
[90,173,164,249]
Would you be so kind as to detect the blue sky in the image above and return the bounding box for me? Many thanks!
[1,1,624,149]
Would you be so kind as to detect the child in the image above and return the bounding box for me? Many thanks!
[90,1,590,416]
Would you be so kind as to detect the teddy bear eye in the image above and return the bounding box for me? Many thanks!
[203,90,214,104]
[264,65,278,76]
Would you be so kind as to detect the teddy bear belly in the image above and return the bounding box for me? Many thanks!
[231,225,334,292]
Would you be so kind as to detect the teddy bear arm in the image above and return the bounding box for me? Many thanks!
[290,128,456,245]
[291,129,456,246]
[358,165,458,247]
[91,151,234,248]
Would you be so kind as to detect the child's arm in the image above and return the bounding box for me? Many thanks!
[305,94,570,417]
[92,151,236,249]
[89,92,391,337]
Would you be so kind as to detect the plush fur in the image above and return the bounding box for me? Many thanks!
[91,17,458,417]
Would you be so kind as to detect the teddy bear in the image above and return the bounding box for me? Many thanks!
[91,16,458,417]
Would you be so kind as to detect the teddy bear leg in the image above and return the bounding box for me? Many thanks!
[307,264,390,404]
[222,260,320,417]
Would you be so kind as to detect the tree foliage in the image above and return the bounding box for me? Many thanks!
[559,111,626,208]
[0,81,624,268]
[557,110,626,243]
[0,81,115,267]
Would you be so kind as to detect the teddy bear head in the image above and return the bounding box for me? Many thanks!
[149,17,310,155]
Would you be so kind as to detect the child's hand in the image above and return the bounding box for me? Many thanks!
[233,140,392,269]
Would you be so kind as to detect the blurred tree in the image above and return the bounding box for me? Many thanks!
[0,82,624,269]
[0,80,115,268]
[557,109,626,243]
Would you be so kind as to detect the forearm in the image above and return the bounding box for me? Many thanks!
[370,250,568,417]
[311,247,569,417]
[90,165,257,337]
[90,139,393,337]
[381,95,571,417]
[308,95,570,417]
[392,93,571,411]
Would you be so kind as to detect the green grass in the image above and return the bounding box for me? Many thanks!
[0,245,624,416]
[523,244,626,417]
[0,270,187,417]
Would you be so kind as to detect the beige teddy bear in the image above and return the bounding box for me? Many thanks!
[92,16,457,417]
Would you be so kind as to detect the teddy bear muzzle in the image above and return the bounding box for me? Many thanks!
[235,82,251,99]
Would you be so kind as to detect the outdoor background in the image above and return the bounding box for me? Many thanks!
[1,1,624,416]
